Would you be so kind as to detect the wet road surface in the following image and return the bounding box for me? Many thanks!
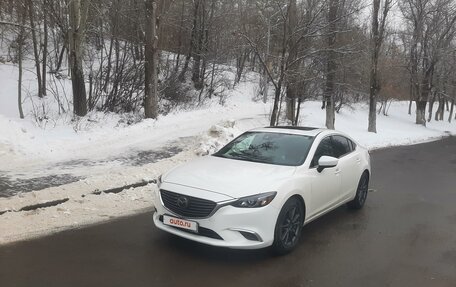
[1,137,456,287]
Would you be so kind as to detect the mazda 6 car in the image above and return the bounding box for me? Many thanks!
[152,126,371,254]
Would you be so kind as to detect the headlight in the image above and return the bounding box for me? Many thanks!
[231,192,277,208]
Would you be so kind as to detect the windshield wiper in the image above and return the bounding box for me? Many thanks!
[221,151,270,164]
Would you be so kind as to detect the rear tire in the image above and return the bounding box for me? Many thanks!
[347,172,369,210]
[271,197,304,255]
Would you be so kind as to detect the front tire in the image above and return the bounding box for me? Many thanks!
[271,197,304,255]
[347,172,369,210]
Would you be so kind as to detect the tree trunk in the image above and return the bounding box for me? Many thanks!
[18,47,24,119]
[144,0,159,119]
[234,50,247,85]
[368,70,378,131]
[415,66,433,125]
[191,0,203,89]
[174,0,185,72]
[17,3,26,119]
[208,59,216,99]
[324,0,338,130]
[270,84,281,126]
[285,94,296,124]
[68,0,88,117]
[200,0,215,92]
[88,72,93,110]
[416,101,427,125]
[368,0,380,133]
[28,0,42,98]
[42,2,48,96]
[103,37,114,93]
[428,92,436,122]
[179,0,198,82]
[269,2,289,127]
[262,23,270,104]
[55,42,66,72]
[294,97,302,126]
[438,98,444,121]
[285,0,298,124]
[251,52,256,72]
[449,99,454,123]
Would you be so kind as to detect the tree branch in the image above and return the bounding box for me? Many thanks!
[0,21,34,31]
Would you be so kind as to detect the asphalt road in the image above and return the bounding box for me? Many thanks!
[1,137,456,287]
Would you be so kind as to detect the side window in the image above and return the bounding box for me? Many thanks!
[311,137,334,167]
[332,135,351,158]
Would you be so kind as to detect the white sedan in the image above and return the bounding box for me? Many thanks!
[152,126,371,254]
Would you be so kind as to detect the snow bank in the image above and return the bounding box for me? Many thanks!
[0,117,245,244]
[0,148,196,245]
[195,120,240,156]
[296,101,456,150]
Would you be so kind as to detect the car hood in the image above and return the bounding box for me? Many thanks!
[162,155,296,199]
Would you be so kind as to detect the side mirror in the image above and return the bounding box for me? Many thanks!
[317,156,339,173]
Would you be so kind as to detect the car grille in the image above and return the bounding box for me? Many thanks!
[160,189,217,218]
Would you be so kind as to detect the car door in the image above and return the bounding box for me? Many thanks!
[331,135,359,201]
[307,136,342,218]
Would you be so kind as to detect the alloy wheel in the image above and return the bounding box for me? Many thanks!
[358,175,368,205]
[280,206,301,248]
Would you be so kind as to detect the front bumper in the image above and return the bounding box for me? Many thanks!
[152,194,280,249]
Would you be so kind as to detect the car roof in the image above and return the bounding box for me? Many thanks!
[250,126,329,137]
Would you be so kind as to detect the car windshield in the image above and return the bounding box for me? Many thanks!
[213,132,314,166]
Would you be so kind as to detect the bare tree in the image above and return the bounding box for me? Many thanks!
[2,0,455,129]
[41,0,48,97]
[68,0,89,117]
[324,0,339,129]
[144,0,160,119]
[239,1,289,126]
[400,0,456,126]
[285,0,298,124]
[368,0,392,133]
[17,0,27,119]
[27,0,43,98]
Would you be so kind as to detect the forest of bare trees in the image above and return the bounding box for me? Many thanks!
[1,0,456,131]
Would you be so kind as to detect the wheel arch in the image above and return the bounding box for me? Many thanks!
[283,193,306,221]
[271,193,307,254]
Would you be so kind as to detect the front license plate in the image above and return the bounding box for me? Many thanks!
[163,215,198,232]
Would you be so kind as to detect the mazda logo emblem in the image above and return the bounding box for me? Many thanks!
[176,196,189,208]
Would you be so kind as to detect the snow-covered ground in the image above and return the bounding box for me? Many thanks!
[1,62,456,245]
